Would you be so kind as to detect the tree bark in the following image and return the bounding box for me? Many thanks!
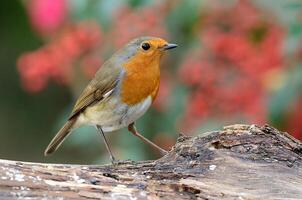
[0,124,301,199]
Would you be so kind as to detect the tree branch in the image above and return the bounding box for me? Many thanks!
[0,124,301,199]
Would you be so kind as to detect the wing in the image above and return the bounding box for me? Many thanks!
[68,59,122,119]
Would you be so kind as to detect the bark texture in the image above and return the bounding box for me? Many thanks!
[0,124,301,199]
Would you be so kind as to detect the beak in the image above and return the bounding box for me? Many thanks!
[163,43,178,50]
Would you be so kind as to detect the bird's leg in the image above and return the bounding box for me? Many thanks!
[96,125,116,165]
[128,122,168,156]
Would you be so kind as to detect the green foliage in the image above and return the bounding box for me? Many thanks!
[269,65,302,125]
[167,0,201,44]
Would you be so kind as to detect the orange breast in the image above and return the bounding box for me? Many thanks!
[121,52,161,105]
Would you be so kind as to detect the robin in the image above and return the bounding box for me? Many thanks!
[44,36,178,163]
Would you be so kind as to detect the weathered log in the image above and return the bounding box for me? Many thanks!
[0,124,301,199]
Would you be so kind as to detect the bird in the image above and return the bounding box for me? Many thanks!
[44,36,178,163]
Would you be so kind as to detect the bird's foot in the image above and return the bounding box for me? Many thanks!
[110,157,134,166]
[159,149,168,156]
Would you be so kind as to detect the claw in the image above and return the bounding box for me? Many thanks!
[111,159,133,165]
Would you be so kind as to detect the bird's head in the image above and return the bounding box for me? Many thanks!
[115,36,177,67]
[132,36,178,57]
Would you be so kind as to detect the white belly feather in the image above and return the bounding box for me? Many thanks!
[75,95,152,132]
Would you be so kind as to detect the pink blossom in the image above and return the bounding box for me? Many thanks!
[28,0,67,35]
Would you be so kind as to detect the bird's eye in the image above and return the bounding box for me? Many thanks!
[141,42,150,51]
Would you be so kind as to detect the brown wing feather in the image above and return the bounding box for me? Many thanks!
[69,58,122,119]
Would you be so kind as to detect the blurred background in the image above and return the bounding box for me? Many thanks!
[1,0,302,164]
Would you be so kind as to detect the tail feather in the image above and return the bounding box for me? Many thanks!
[44,118,76,156]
